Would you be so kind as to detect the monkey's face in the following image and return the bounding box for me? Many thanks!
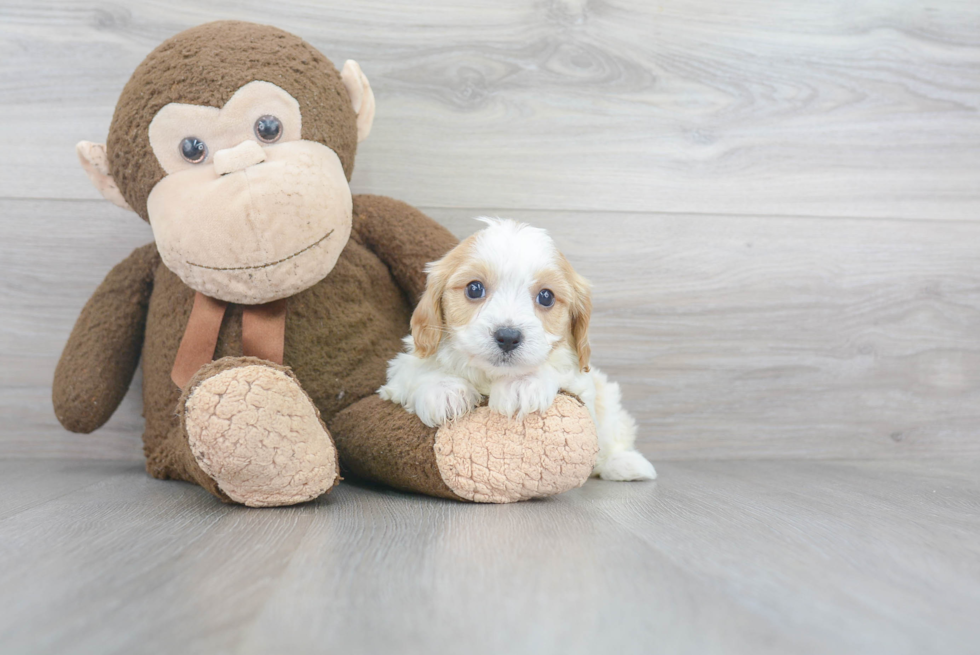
[143,81,352,305]
[77,22,375,304]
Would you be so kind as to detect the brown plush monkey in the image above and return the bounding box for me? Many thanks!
[53,21,597,507]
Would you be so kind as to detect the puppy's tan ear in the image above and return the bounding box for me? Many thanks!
[562,255,593,372]
[411,261,448,358]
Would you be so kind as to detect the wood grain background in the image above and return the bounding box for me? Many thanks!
[2,0,979,461]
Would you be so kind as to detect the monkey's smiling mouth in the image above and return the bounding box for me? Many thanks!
[185,229,334,272]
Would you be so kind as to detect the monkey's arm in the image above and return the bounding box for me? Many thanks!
[351,195,458,301]
[53,243,160,433]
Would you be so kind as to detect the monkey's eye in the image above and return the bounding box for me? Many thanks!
[255,115,283,143]
[179,137,207,164]
[536,289,555,308]
[465,281,485,300]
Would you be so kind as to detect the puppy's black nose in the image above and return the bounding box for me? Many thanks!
[494,327,523,353]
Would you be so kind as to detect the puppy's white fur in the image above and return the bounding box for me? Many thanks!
[379,218,655,481]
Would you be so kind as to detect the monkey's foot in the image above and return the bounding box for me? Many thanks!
[331,393,598,503]
[180,357,339,507]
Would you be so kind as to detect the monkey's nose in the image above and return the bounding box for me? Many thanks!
[213,140,267,175]
[494,327,523,353]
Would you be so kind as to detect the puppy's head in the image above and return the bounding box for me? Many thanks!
[411,218,592,374]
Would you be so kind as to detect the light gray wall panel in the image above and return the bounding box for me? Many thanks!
[4,199,979,460]
[0,0,978,219]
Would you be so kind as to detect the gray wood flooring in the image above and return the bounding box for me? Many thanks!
[1,457,978,655]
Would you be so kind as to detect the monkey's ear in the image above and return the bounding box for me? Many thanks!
[340,60,376,144]
[76,141,133,211]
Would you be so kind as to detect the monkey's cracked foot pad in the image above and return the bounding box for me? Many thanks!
[182,360,339,507]
[434,395,598,503]
[330,393,598,504]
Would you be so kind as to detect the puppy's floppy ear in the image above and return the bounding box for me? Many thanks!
[561,254,593,372]
[411,259,449,358]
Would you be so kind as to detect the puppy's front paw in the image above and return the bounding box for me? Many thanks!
[489,375,560,419]
[413,379,481,428]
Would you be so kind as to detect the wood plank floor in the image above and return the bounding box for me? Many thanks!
[1,458,978,655]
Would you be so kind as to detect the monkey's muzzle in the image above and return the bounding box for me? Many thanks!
[213,140,267,176]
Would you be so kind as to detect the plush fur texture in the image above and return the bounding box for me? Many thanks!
[330,394,465,501]
[53,194,459,500]
[54,22,601,506]
[147,139,353,304]
[137,196,456,492]
[331,393,597,503]
[182,357,339,507]
[380,219,656,481]
[53,243,159,433]
[433,393,598,502]
[107,21,358,220]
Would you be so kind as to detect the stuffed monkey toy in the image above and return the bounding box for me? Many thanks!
[53,21,598,507]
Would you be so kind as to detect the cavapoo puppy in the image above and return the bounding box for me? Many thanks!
[379,218,656,481]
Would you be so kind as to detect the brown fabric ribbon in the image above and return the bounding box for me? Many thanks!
[171,292,287,389]
[241,298,287,365]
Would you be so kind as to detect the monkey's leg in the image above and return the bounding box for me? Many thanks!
[330,393,598,503]
[167,356,339,507]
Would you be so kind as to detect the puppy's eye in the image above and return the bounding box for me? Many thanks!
[179,137,207,163]
[465,281,485,300]
[536,289,555,307]
[255,115,283,143]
